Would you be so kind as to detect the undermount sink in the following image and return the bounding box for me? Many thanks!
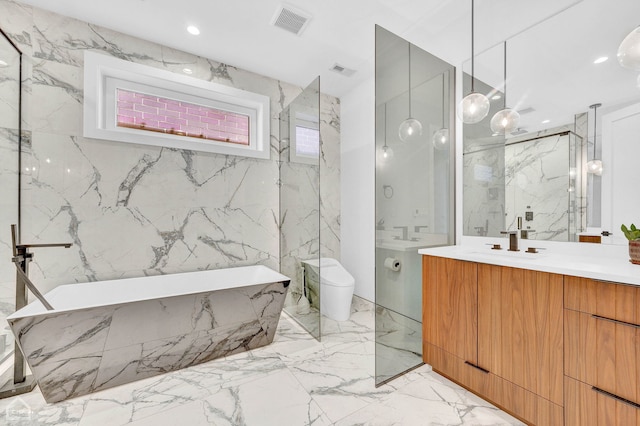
[468,248,546,260]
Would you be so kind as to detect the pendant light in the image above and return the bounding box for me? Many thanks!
[458,0,490,124]
[490,41,520,135]
[432,73,449,150]
[398,43,422,142]
[617,25,640,70]
[381,103,394,160]
[586,103,603,176]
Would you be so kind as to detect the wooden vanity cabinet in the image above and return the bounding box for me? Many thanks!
[564,276,640,425]
[422,256,564,425]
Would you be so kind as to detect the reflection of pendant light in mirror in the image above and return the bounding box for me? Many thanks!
[458,0,490,124]
[586,103,603,176]
[398,43,422,142]
[381,104,394,160]
[490,41,520,135]
[432,73,449,150]
[617,25,640,70]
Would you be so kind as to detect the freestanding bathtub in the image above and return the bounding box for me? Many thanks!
[7,265,290,403]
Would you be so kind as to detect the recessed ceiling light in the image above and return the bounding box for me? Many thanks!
[187,25,200,35]
[593,56,608,64]
[182,68,193,75]
[491,94,502,100]
[542,119,551,124]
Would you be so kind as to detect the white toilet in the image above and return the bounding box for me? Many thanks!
[302,258,355,321]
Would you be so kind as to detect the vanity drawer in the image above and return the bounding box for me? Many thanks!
[424,342,563,425]
[564,309,640,405]
[565,376,640,426]
[564,275,640,323]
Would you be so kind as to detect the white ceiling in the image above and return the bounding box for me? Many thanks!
[13,0,640,133]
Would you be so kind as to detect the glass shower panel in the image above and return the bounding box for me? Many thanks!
[375,26,455,385]
[0,29,21,367]
[280,77,321,340]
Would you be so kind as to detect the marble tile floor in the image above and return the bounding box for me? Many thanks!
[0,297,524,425]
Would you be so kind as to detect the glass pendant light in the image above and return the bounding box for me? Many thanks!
[381,104,394,160]
[586,103,603,176]
[458,0,490,124]
[617,25,640,70]
[490,41,520,135]
[398,43,422,142]
[433,73,450,150]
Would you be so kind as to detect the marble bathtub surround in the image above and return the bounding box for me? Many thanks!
[7,267,290,403]
[0,0,340,296]
[0,297,523,425]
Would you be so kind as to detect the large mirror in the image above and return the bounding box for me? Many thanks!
[462,0,640,243]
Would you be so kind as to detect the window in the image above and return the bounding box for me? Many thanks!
[84,51,270,159]
[289,107,320,165]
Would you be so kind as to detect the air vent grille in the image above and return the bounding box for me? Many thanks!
[271,5,311,35]
[330,63,356,77]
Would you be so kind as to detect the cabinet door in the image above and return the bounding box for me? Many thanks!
[423,256,477,364]
[565,376,640,426]
[477,264,564,405]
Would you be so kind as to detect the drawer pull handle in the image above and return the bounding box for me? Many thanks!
[592,386,640,409]
[591,314,640,329]
[464,361,489,374]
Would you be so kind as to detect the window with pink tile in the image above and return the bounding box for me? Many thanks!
[116,89,250,145]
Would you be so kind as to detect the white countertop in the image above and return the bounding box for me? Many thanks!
[418,239,640,286]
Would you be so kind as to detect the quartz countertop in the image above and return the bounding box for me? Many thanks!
[419,241,640,286]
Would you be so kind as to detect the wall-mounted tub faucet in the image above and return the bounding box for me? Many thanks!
[0,224,72,400]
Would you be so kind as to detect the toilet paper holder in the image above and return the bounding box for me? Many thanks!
[384,257,401,272]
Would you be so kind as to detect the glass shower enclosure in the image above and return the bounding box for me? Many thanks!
[280,77,322,339]
[374,26,456,385]
[0,27,22,380]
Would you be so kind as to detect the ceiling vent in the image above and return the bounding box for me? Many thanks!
[271,5,311,36]
[330,63,356,77]
[518,107,536,115]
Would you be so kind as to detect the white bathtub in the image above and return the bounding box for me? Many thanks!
[7,265,290,403]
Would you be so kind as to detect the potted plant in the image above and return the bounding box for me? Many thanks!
[621,224,640,264]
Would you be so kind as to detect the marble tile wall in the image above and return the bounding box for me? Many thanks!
[0,0,340,294]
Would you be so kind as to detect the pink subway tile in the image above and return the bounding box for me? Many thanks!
[187,108,208,117]
[166,103,188,113]
[206,112,226,120]
[181,113,201,122]
[142,113,168,122]
[117,115,135,124]
[157,122,177,130]
[117,109,143,119]
[166,117,187,126]
[200,117,220,126]
[117,101,135,110]
[134,104,158,114]
[163,109,180,118]
[143,98,167,108]
[117,90,136,102]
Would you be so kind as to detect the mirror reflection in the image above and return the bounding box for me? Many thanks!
[462,0,640,243]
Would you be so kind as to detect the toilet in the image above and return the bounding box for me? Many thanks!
[302,258,355,321]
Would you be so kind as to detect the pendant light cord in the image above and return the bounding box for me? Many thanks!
[503,41,507,107]
[593,105,597,157]
[471,0,475,93]
[442,73,446,128]
[408,42,412,117]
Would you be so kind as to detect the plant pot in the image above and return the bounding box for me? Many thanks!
[630,240,640,265]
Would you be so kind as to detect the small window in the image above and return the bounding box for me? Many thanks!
[84,52,270,159]
[289,107,320,165]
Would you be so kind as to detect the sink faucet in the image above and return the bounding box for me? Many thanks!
[393,226,409,240]
[414,225,429,232]
[500,231,519,251]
